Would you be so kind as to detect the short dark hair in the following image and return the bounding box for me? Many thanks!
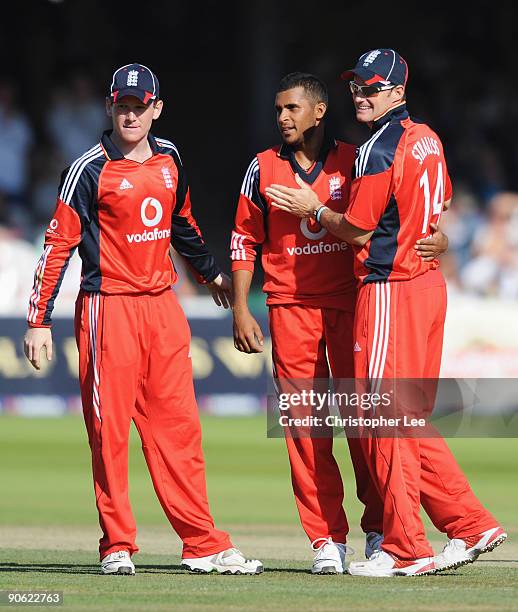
[277,72,328,105]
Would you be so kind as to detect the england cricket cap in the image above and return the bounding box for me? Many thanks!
[109,63,160,104]
[341,49,408,87]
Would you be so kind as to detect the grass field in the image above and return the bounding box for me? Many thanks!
[0,416,517,611]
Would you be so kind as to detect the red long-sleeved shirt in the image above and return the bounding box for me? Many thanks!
[28,131,219,327]
[344,103,452,283]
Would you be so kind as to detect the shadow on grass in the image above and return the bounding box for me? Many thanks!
[4,562,513,576]
[0,563,308,575]
[0,563,184,575]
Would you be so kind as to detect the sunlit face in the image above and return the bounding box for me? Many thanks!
[275,87,326,147]
[106,95,163,143]
[351,76,404,124]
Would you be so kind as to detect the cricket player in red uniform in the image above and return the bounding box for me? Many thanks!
[231,72,447,573]
[24,63,262,576]
[266,51,506,577]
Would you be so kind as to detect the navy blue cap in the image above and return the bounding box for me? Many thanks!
[341,49,408,87]
[109,63,160,104]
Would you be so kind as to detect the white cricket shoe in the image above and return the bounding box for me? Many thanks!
[348,550,436,577]
[182,547,263,574]
[101,550,135,575]
[365,532,384,559]
[311,537,346,574]
[435,526,508,571]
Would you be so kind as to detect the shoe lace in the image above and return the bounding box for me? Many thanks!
[311,537,354,556]
[368,549,384,561]
[442,538,465,553]
[311,537,333,552]
[223,548,259,564]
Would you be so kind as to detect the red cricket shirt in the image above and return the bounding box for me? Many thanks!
[231,137,357,309]
[344,103,452,283]
[28,131,219,327]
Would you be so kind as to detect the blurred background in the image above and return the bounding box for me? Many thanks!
[1,0,518,415]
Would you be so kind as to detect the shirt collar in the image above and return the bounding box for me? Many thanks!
[371,102,408,132]
[100,130,160,160]
[276,133,337,185]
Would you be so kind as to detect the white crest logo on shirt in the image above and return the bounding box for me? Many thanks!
[49,219,58,230]
[329,177,342,201]
[127,70,139,86]
[141,197,163,227]
[161,166,174,189]
[300,218,327,240]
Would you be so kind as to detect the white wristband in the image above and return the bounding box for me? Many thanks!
[315,206,329,224]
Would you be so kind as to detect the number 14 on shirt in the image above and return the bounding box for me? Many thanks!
[419,161,445,234]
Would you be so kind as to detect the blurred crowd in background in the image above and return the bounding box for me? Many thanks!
[1,1,517,315]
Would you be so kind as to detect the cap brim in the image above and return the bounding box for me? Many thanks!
[340,66,386,85]
[111,88,157,104]
[340,69,355,81]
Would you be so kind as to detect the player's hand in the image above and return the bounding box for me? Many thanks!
[265,173,322,218]
[23,327,53,370]
[414,223,449,261]
[207,273,233,309]
[233,307,264,353]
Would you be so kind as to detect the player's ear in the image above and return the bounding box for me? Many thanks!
[392,85,405,102]
[152,99,163,120]
[105,98,113,117]
[315,101,327,121]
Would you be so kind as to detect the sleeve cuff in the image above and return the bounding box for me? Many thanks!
[344,211,377,232]
[232,261,255,272]
[200,269,220,284]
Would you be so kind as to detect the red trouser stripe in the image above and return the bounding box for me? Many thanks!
[88,293,101,422]
[370,282,391,394]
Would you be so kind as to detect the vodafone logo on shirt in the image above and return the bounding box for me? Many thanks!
[141,197,163,227]
[126,197,171,243]
[300,218,327,240]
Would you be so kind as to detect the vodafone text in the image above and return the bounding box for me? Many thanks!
[287,241,348,257]
[126,227,171,243]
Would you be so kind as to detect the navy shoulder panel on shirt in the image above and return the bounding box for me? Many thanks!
[154,136,182,160]
[58,145,105,206]
[353,121,405,179]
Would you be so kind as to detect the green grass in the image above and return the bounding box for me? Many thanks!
[0,416,517,610]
